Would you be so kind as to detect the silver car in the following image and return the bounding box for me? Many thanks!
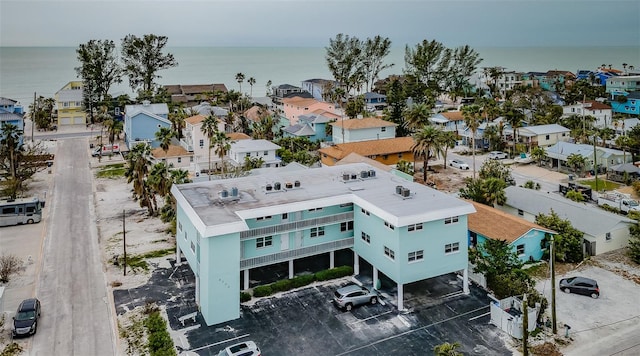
[333,284,378,311]
[217,341,261,356]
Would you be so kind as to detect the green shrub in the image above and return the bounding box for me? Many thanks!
[253,285,272,298]
[271,278,293,292]
[291,274,315,288]
[144,311,176,356]
[315,265,353,281]
[240,292,252,302]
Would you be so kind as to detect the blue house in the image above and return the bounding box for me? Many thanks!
[123,101,170,148]
[610,91,640,116]
[467,202,556,262]
[363,92,387,111]
[171,162,475,326]
[301,78,339,101]
[0,97,25,146]
[282,111,337,142]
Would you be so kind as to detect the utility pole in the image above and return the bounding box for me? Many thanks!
[32,92,36,142]
[550,237,557,334]
[522,293,529,356]
[123,209,127,276]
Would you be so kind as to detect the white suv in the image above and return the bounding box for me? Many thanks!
[217,341,261,356]
[488,151,508,160]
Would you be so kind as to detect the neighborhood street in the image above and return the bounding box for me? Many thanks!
[30,138,115,356]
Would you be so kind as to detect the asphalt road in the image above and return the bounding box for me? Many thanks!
[30,138,115,356]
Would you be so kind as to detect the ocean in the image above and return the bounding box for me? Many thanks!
[1,46,638,108]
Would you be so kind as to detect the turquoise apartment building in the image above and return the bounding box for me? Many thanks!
[171,163,475,326]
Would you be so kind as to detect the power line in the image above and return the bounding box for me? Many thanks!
[571,314,640,334]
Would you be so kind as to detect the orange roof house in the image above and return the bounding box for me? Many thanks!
[330,117,397,143]
[318,137,415,166]
[281,96,339,126]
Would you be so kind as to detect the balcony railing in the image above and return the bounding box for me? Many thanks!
[240,212,354,240]
[240,238,354,269]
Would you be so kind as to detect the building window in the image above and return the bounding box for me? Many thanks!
[256,215,272,221]
[177,157,182,163]
[444,216,459,224]
[340,221,353,232]
[190,241,196,253]
[178,222,182,231]
[361,208,370,216]
[256,236,273,248]
[408,250,424,262]
[384,221,395,230]
[310,227,325,238]
[361,232,370,243]
[445,242,460,254]
[282,213,288,220]
[518,209,524,216]
[190,156,194,162]
[606,232,612,241]
[516,244,525,255]
[184,231,187,240]
[408,223,423,232]
[308,207,323,212]
[199,139,204,147]
[264,151,268,155]
[398,153,403,158]
[381,127,386,132]
[245,152,251,158]
[545,135,550,140]
[383,155,389,160]
[384,246,395,260]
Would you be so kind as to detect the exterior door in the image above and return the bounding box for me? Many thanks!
[295,230,303,248]
[280,233,289,251]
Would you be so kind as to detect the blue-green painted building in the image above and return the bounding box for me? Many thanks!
[171,163,475,326]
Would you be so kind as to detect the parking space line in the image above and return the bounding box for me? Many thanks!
[347,310,394,326]
[468,312,491,321]
[188,333,250,352]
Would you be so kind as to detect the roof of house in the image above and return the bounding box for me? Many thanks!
[227,132,251,140]
[546,141,624,159]
[318,137,415,160]
[244,106,268,123]
[282,124,316,136]
[151,144,192,158]
[302,78,335,84]
[310,109,340,120]
[627,91,640,99]
[56,88,83,102]
[185,114,208,125]
[125,102,169,116]
[364,92,386,100]
[518,124,570,136]
[163,84,228,95]
[331,117,396,129]
[172,162,475,232]
[0,112,24,123]
[281,97,322,107]
[335,153,393,172]
[0,97,17,106]
[230,139,281,152]
[282,92,314,100]
[609,163,640,174]
[274,84,303,90]
[581,100,611,110]
[189,102,228,117]
[440,111,464,121]
[504,186,635,236]
[299,113,335,124]
[468,201,555,243]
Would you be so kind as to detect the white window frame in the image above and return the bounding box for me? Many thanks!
[605,232,612,241]
[384,246,395,260]
[361,231,370,244]
[340,221,353,232]
[445,242,460,254]
[256,236,273,248]
[384,221,395,230]
[444,216,459,225]
[310,226,325,238]
[408,223,423,232]
[408,250,424,263]
[516,244,525,255]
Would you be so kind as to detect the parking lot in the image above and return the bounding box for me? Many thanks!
[114,261,513,356]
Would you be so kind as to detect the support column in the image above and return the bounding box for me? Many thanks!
[195,274,200,305]
[463,268,470,294]
[373,267,379,290]
[329,251,335,269]
[244,269,250,291]
[353,251,360,275]
[176,242,181,266]
[289,259,294,279]
[397,282,404,311]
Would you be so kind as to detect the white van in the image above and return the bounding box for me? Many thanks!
[92,143,120,157]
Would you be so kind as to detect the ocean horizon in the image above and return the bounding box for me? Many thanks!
[1,45,638,108]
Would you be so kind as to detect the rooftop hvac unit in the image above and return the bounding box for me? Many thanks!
[396,185,403,195]
[360,170,368,178]
[402,188,411,197]
[368,170,376,177]
[220,190,229,198]
[231,187,239,196]
[350,174,357,180]
[285,182,293,189]
[266,184,273,191]
[343,174,350,181]
[274,182,281,190]
[294,180,301,187]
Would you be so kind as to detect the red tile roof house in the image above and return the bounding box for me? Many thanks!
[280,97,340,126]
[330,117,397,144]
[318,137,415,167]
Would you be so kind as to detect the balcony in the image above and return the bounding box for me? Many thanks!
[240,212,354,240]
[240,238,354,269]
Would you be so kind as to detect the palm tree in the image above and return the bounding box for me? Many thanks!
[235,73,245,93]
[155,127,174,156]
[615,135,632,163]
[169,107,186,140]
[412,125,442,183]
[124,144,155,215]
[462,104,483,178]
[433,342,463,356]
[247,77,256,98]
[211,129,233,176]
[404,103,432,133]
[437,130,457,170]
[530,146,547,166]
[200,115,219,180]
[0,123,22,184]
[482,177,507,207]
[567,153,586,176]
[502,100,523,155]
[265,80,272,97]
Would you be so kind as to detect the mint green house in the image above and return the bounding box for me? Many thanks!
[171,163,475,326]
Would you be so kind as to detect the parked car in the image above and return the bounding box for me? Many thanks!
[448,159,470,170]
[559,276,600,298]
[13,298,41,337]
[333,284,378,311]
[488,151,508,160]
[217,340,261,356]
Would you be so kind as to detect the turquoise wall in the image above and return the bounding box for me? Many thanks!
[475,229,548,262]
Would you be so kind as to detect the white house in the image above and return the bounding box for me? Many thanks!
[180,114,227,172]
[562,100,613,128]
[150,144,194,169]
[513,124,571,149]
[229,139,282,168]
[330,117,397,144]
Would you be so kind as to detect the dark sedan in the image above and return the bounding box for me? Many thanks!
[559,277,599,299]
[13,298,41,337]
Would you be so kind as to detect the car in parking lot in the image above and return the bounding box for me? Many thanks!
[488,151,508,160]
[559,276,600,298]
[13,298,41,337]
[448,159,470,170]
[333,284,378,311]
[217,340,261,356]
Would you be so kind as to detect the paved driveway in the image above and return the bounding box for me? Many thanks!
[114,263,512,355]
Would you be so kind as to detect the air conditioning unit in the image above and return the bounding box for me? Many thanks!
[402,188,411,197]
[274,182,281,190]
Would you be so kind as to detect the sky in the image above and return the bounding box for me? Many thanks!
[1,0,639,48]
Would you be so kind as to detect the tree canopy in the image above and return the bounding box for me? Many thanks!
[121,34,178,94]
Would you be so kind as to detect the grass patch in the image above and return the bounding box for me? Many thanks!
[97,163,126,178]
[124,248,174,272]
[523,262,549,279]
[578,178,620,192]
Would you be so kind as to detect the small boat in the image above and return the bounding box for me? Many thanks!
[514,152,533,164]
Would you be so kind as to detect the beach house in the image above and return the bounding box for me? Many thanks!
[318,137,415,167]
[562,101,613,128]
[123,101,170,148]
[171,162,475,326]
[55,81,86,126]
[280,97,339,126]
[0,97,25,145]
[330,117,397,144]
